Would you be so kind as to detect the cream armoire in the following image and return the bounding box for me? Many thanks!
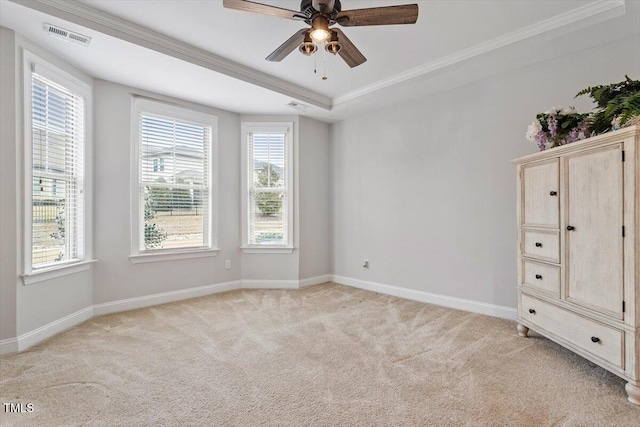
[513,126,640,405]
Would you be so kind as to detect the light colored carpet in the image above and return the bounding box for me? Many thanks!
[1,283,638,426]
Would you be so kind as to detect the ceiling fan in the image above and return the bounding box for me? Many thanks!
[223,0,419,68]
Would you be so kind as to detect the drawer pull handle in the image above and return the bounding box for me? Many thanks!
[529,309,536,314]
[535,242,542,247]
[535,274,542,280]
[567,225,575,231]
[591,336,600,343]
[549,191,557,196]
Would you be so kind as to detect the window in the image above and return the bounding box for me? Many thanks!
[24,52,91,277]
[241,123,293,251]
[131,98,217,260]
[153,158,165,172]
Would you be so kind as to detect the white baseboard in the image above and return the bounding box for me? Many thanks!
[93,280,242,316]
[298,274,332,288]
[0,337,19,356]
[241,280,299,289]
[7,274,479,355]
[3,277,333,355]
[14,306,94,353]
[330,275,517,321]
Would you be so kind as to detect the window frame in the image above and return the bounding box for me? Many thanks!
[22,51,94,285]
[241,122,294,253]
[130,97,219,263]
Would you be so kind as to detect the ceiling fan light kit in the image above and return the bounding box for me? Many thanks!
[310,15,331,42]
[223,0,418,77]
[299,32,318,56]
[325,30,342,55]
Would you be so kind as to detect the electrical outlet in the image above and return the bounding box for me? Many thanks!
[363,260,369,269]
[225,260,231,270]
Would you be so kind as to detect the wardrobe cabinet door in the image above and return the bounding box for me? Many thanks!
[565,144,624,318]
[521,160,559,228]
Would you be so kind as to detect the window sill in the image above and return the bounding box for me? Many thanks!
[22,259,97,285]
[241,247,295,254]
[130,248,220,264]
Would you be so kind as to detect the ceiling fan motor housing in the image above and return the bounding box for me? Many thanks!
[300,0,341,23]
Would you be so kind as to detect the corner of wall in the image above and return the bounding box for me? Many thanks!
[0,26,18,343]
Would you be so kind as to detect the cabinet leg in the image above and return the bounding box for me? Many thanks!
[626,382,640,406]
[517,324,529,337]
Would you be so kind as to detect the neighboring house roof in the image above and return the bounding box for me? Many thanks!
[142,145,204,159]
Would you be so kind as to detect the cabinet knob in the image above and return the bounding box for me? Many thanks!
[591,336,600,343]
[529,309,536,314]
[535,274,542,280]
[549,191,557,196]
[535,242,542,247]
[567,226,575,231]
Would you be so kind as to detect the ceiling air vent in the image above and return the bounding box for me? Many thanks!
[287,101,308,112]
[43,23,91,47]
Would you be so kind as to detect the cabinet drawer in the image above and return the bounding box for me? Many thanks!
[521,294,623,369]
[522,230,559,263]
[522,260,560,297]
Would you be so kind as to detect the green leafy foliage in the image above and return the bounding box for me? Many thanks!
[171,188,192,210]
[148,185,172,212]
[255,232,284,244]
[576,75,640,135]
[148,178,193,213]
[48,206,66,262]
[50,206,65,242]
[144,192,167,249]
[255,166,282,217]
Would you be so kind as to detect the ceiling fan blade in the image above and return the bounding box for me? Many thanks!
[333,29,366,68]
[312,0,336,13]
[266,29,308,62]
[223,0,302,20]
[337,4,419,27]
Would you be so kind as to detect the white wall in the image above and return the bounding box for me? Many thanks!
[92,88,332,300]
[330,34,640,309]
[0,28,94,338]
[92,80,242,304]
[0,27,18,341]
[298,116,330,280]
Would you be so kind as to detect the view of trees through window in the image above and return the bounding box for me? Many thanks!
[249,132,287,245]
[139,112,211,250]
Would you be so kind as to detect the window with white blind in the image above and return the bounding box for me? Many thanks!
[23,52,92,279]
[241,123,293,251]
[131,98,218,261]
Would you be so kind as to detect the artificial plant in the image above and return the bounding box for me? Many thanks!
[576,75,640,134]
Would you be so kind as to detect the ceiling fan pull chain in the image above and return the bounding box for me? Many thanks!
[322,42,328,80]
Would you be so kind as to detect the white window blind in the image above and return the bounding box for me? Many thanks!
[30,72,85,269]
[247,131,289,246]
[137,111,212,251]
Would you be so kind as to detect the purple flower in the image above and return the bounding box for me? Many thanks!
[548,113,558,138]
[535,131,548,151]
[566,127,580,144]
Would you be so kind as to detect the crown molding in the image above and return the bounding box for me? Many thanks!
[9,0,627,114]
[332,0,626,106]
[9,0,332,110]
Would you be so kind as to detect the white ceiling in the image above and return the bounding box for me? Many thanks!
[1,0,638,122]
[74,0,599,97]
